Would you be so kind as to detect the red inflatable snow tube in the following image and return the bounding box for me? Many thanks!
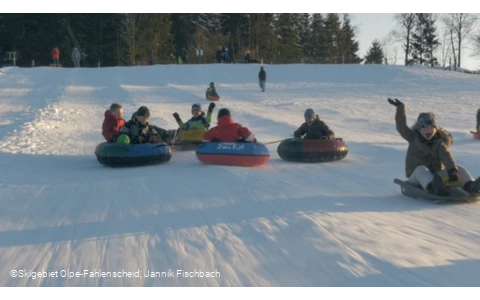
[277,138,348,163]
[471,131,480,140]
[206,95,220,101]
[196,142,270,167]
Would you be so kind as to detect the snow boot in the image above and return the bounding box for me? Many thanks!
[463,177,480,196]
[426,173,449,196]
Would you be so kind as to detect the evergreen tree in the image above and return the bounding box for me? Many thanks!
[275,13,302,62]
[338,14,362,64]
[323,13,342,63]
[309,13,326,62]
[410,13,439,66]
[364,39,384,64]
[297,13,311,58]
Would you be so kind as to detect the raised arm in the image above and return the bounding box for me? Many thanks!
[388,98,415,142]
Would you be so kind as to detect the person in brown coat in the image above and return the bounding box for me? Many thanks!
[294,108,335,140]
[388,98,480,196]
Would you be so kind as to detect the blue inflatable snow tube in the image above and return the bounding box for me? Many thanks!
[195,142,270,166]
[95,142,172,167]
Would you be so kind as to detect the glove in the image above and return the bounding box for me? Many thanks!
[387,98,404,107]
[448,168,459,183]
[208,102,216,113]
[173,112,181,121]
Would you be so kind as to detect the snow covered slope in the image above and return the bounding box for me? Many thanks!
[0,64,479,286]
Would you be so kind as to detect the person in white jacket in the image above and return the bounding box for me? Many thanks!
[71,47,81,67]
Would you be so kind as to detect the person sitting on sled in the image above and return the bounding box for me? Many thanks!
[172,103,215,131]
[202,108,257,143]
[102,103,126,142]
[293,108,335,140]
[388,98,480,196]
[206,82,219,99]
[116,106,170,145]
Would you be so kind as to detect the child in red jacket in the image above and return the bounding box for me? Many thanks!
[102,103,125,142]
[202,108,256,142]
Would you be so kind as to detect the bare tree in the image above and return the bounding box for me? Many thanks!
[443,13,479,68]
[472,32,480,57]
[438,27,452,67]
[449,27,457,70]
[392,13,416,66]
[391,46,399,65]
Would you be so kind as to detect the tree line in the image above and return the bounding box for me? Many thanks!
[0,13,478,69]
[0,13,362,67]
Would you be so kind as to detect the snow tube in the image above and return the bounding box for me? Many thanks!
[172,129,207,151]
[277,138,348,163]
[470,131,480,140]
[195,142,270,167]
[206,95,220,101]
[95,142,172,167]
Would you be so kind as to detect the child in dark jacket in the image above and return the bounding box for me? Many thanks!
[173,103,215,131]
[117,106,170,144]
[476,108,480,132]
[294,109,335,140]
[102,103,126,142]
[258,66,266,92]
[206,82,219,99]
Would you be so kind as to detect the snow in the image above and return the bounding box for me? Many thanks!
[0,64,479,287]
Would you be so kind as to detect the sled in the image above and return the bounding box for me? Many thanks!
[206,95,220,101]
[470,131,480,139]
[393,178,480,204]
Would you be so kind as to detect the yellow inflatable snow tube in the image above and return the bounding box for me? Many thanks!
[178,129,206,141]
[173,129,207,151]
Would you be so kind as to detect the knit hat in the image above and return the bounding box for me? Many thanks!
[304,108,316,120]
[416,112,437,130]
[192,103,201,113]
[218,108,230,119]
[136,106,150,118]
[210,82,214,88]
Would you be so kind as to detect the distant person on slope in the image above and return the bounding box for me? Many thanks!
[117,106,170,145]
[102,103,126,142]
[476,108,480,132]
[51,46,60,65]
[206,82,219,99]
[258,66,266,92]
[294,109,335,140]
[173,103,215,131]
[71,47,81,67]
[202,108,256,143]
[388,98,480,196]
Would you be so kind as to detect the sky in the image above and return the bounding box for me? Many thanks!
[350,13,480,70]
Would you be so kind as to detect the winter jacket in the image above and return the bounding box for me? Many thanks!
[294,117,335,140]
[206,87,218,98]
[203,115,256,143]
[394,104,456,178]
[102,110,126,142]
[176,111,212,131]
[259,69,266,81]
[52,48,60,59]
[119,114,169,144]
